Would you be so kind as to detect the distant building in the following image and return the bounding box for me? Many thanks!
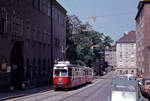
[93,50,105,75]
[116,31,136,75]
[136,0,150,77]
[0,0,66,91]
[105,45,116,68]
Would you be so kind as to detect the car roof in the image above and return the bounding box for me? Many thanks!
[112,79,137,86]
[111,80,138,91]
[112,85,136,92]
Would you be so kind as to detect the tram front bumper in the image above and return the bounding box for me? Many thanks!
[53,83,71,88]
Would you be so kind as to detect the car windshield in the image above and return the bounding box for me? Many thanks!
[54,69,68,77]
[129,76,136,81]
[111,91,136,101]
[114,85,136,91]
[114,76,128,80]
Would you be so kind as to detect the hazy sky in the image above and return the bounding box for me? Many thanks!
[57,0,141,41]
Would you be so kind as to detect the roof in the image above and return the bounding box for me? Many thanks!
[116,31,136,43]
[54,0,67,14]
[135,0,150,20]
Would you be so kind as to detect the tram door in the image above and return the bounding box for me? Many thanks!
[10,42,24,89]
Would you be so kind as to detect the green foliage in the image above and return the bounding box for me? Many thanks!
[66,15,113,67]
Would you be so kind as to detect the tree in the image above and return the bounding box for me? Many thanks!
[66,15,114,67]
[103,35,114,47]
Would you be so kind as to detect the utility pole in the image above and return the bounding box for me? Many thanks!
[50,0,54,85]
[61,45,68,61]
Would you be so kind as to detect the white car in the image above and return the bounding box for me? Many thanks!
[107,80,143,101]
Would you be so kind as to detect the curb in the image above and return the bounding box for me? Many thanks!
[0,94,27,101]
[0,87,53,101]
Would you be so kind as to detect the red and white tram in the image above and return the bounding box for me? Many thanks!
[53,61,93,89]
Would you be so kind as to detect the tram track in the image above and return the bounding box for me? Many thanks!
[6,72,114,101]
[9,78,106,101]
[58,72,113,101]
[59,78,111,101]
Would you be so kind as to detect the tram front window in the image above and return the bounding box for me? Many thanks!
[54,69,67,77]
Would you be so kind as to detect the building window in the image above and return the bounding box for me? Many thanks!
[48,2,51,16]
[131,70,134,74]
[32,0,35,8]
[26,58,30,80]
[131,43,134,49]
[33,58,36,78]
[48,59,50,72]
[125,70,128,74]
[39,0,48,15]
[119,44,122,48]
[57,13,59,23]
[55,38,60,47]
[120,52,122,57]
[38,59,41,76]
[0,57,7,71]
[43,59,46,76]
[0,18,4,34]
[120,70,122,74]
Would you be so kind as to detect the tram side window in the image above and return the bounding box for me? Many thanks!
[68,68,72,76]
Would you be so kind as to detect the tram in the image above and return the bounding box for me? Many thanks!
[53,61,93,89]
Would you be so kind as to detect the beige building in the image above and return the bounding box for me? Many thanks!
[105,45,116,68]
[116,31,137,75]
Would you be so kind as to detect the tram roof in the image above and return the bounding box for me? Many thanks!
[54,61,92,69]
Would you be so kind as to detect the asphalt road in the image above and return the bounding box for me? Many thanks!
[6,72,114,101]
[6,72,148,101]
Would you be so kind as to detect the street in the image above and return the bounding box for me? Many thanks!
[6,72,114,101]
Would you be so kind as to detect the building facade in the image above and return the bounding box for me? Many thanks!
[136,0,150,77]
[116,31,137,75]
[0,0,66,91]
[93,50,105,76]
[105,45,116,68]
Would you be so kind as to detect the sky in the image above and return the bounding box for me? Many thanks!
[57,0,141,42]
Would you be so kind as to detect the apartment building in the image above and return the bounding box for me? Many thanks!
[116,31,136,75]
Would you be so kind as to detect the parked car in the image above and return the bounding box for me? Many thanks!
[114,74,136,81]
[141,78,150,98]
[113,75,128,80]
[122,74,136,81]
[107,79,143,101]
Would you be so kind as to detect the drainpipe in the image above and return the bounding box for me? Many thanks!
[50,0,54,85]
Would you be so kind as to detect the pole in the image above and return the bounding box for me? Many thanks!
[50,0,53,85]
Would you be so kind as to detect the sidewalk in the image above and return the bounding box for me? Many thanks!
[0,86,53,101]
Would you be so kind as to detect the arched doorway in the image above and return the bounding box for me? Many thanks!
[10,41,24,90]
